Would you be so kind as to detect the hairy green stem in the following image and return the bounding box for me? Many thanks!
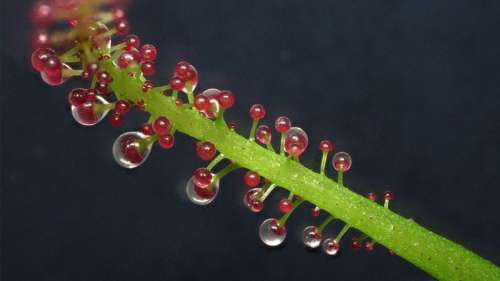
[102,61,500,281]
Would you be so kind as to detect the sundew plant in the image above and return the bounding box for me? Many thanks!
[28,1,500,280]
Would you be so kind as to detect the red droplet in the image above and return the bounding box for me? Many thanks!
[192,168,213,188]
[244,171,261,188]
[109,112,123,128]
[249,104,266,120]
[384,191,394,201]
[196,141,217,161]
[68,88,87,107]
[115,100,130,115]
[319,140,333,153]
[218,90,235,109]
[311,207,321,217]
[274,116,291,133]
[278,198,293,213]
[256,125,272,144]
[140,44,157,61]
[141,123,154,135]
[153,116,171,136]
[158,134,175,149]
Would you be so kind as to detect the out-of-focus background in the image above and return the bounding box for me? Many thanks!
[2,0,500,280]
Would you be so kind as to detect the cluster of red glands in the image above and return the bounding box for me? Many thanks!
[29,0,395,256]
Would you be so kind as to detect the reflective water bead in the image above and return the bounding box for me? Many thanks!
[124,34,141,50]
[350,237,362,250]
[71,95,110,126]
[141,123,154,136]
[68,88,88,107]
[259,218,287,247]
[141,61,155,76]
[192,168,213,188]
[197,89,221,119]
[115,100,130,115]
[153,116,171,136]
[332,151,352,172]
[284,127,309,157]
[218,90,235,109]
[384,191,394,201]
[114,18,130,36]
[140,44,157,61]
[158,134,175,149]
[243,187,263,213]
[256,125,272,144]
[117,51,136,69]
[249,104,266,120]
[274,116,291,133]
[109,112,123,128]
[311,207,321,217]
[31,47,55,72]
[185,177,219,205]
[244,171,260,188]
[365,241,375,252]
[112,131,153,169]
[278,198,293,213]
[196,141,216,161]
[40,57,67,86]
[243,188,264,213]
[322,238,340,256]
[319,140,333,153]
[174,61,198,91]
[302,226,323,249]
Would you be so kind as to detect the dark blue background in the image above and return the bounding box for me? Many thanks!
[1,0,500,280]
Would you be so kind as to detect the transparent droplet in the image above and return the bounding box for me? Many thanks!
[322,238,340,256]
[284,127,309,157]
[198,88,221,119]
[243,187,263,213]
[302,226,322,249]
[71,95,110,126]
[332,151,352,172]
[259,218,286,247]
[112,131,153,169]
[186,176,220,205]
[41,63,71,86]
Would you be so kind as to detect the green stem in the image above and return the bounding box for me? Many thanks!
[207,154,225,171]
[335,224,351,242]
[338,168,344,187]
[101,60,500,281]
[259,183,277,202]
[214,163,240,181]
[318,215,335,232]
[320,152,328,175]
[248,119,258,140]
[279,133,286,155]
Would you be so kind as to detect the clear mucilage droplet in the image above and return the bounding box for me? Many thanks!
[71,95,110,126]
[112,131,153,169]
[186,176,219,205]
[322,238,340,256]
[332,151,352,172]
[259,218,287,247]
[243,187,263,213]
[198,88,221,119]
[302,226,322,249]
[284,127,309,157]
[41,63,72,86]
